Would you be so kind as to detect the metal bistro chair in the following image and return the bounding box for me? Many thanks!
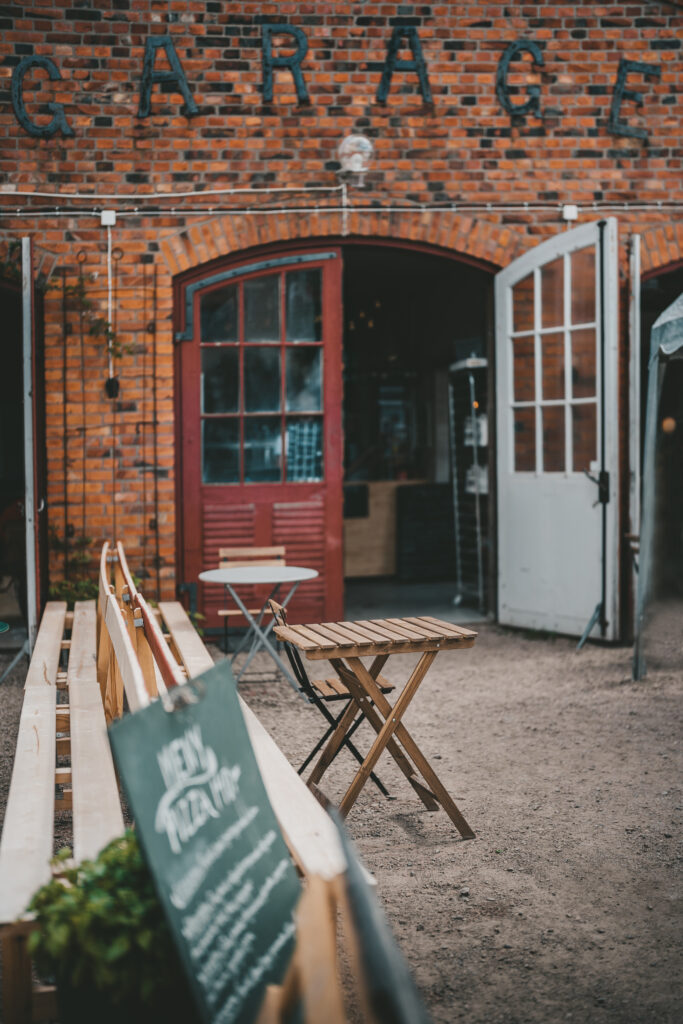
[269,600,393,798]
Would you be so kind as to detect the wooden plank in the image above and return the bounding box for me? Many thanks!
[158,601,214,677]
[136,593,185,691]
[294,876,346,1024]
[334,620,394,645]
[116,541,137,597]
[239,701,350,882]
[312,677,343,699]
[219,546,285,560]
[383,617,444,641]
[408,616,478,639]
[0,603,65,927]
[31,984,58,1021]
[55,790,72,813]
[319,621,375,645]
[1,929,33,1024]
[56,706,70,733]
[303,623,357,648]
[272,624,321,652]
[323,676,349,697]
[56,736,70,757]
[69,601,125,864]
[104,594,150,714]
[285,624,340,650]
[360,619,425,644]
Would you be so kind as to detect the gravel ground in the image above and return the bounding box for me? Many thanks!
[0,615,681,1023]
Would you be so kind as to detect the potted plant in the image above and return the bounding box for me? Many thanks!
[28,831,199,1024]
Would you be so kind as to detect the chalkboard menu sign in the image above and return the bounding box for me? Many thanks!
[109,661,301,1024]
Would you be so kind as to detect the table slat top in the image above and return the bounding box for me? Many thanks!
[274,616,477,660]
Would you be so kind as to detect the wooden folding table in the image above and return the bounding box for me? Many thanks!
[273,615,477,840]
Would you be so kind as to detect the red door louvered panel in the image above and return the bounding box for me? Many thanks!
[201,502,256,621]
[175,248,343,630]
[272,499,327,623]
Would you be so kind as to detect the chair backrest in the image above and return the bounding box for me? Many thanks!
[268,599,315,698]
[219,546,286,568]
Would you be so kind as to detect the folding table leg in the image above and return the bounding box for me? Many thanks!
[329,659,440,812]
[344,655,475,839]
[300,699,390,798]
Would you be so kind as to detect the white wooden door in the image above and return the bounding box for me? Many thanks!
[495,219,619,640]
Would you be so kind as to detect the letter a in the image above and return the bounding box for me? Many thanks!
[138,35,198,118]
[376,27,432,104]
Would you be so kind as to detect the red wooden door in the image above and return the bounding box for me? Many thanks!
[176,249,343,628]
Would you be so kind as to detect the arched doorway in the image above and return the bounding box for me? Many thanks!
[173,240,494,630]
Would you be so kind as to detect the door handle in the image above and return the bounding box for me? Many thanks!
[583,469,609,506]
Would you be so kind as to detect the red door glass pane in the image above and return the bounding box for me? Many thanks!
[514,408,535,471]
[244,348,281,412]
[542,406,565,472]
[286,269,322,342]
[244,275,280,342]
[540,257,564,329]
[541,331,565,400]
[200,284,239,342]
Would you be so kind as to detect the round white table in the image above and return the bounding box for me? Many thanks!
[199,565,319,689]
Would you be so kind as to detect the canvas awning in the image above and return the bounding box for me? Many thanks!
[633,291,683,679]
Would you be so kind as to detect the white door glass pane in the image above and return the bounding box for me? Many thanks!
[512,273,534,332]
[571,328,596,399]
[540,257,564,329]
[514,408,535,471]
[571,248,596,324]
[513,336,535,402]
[572,403,597,472]
[541,331,564,400]
[542,406,565,472]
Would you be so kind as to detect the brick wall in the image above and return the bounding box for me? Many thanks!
[0,1,681,599]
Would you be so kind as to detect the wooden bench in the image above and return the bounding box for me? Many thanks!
[0,599,124,1023]
[0,544,364,1022]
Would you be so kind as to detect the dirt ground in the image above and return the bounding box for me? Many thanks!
[0,617,681,1023]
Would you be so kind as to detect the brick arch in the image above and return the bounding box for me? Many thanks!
[159,209,529,277]
[639,223,683,278]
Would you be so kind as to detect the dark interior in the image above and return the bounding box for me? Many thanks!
[341,245,492,608]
